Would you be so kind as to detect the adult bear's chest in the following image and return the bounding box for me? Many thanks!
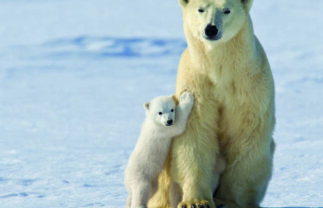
[212,74,266,154]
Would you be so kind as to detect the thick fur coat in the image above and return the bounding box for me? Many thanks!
[148,0,275,208]
[125,93,194,208]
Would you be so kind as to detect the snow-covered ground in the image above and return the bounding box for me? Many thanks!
[0,0,322,207]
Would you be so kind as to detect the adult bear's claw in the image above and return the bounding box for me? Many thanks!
[178,200,212,208]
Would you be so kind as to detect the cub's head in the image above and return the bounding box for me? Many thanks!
[144,95,177,127]
[178,0,253,43]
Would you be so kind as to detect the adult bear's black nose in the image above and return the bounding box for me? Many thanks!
[167,120,173,125]
[205,24,218,39]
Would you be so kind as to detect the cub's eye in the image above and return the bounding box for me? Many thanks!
[198,8,205,13]
[158,112,163,115]
[171,109,174,112]
[223,8,231,14]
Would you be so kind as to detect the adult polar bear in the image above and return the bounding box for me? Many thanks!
[148,0,275,208]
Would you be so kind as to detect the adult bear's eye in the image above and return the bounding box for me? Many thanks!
[158,112,163,115]
[198,8,205,13]
[171,109,174,112]
[223,8,231,14]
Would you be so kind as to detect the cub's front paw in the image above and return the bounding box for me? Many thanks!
[180,91,194,104]
[178,200,212,208]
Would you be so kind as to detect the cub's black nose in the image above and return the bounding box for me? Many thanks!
[167,120,173,125]
[205,24,218,39]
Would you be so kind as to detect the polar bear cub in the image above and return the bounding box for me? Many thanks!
[124,92,194,208]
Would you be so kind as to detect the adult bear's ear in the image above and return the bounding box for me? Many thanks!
[178,0,189,7]
[241,0,253,12]
[144,102,150,111]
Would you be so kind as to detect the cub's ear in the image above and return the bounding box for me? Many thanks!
[171,95,179,105]
[241,0,253,12]
[144,102,150,111]
[178,0,189,7]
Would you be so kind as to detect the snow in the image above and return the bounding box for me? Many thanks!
[0,0,322,207]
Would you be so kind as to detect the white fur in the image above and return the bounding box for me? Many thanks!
[124,92,194,208]
[149,0,274,207]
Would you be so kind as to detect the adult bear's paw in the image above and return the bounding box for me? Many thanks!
[178,200,212,208]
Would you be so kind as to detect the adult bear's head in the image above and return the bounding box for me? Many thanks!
[178,0,253,44]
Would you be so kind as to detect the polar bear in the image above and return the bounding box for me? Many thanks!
[124,92,194,208]
[148,0,276,208]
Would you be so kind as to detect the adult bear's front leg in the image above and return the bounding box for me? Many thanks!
[170,95,221,208]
